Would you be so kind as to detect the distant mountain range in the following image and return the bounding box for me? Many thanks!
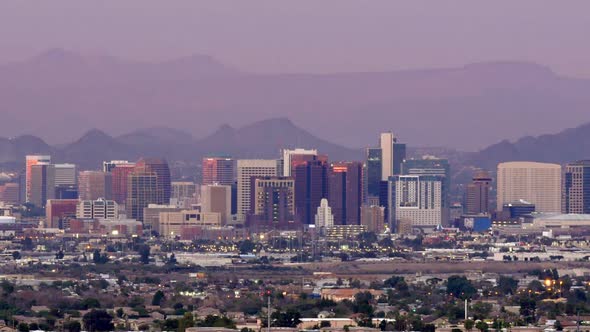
[2,115,590,181]
[0,118,362,169]
[3,49,590,150]
[468,122,590,170]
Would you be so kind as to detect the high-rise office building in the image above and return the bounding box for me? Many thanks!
[0,183,20,205]
[110,162,136,204]
[172,182,197,201]
[237,159,279,219]
[388,175,445,232]
[402,156,450,207]
[380,132,406,180]
[314,198,334,229]
[294,158,329,224]
[563,160,590,214]
[103,160,132,173]
[29,163,55,207]
[25,155,51,203]
[126,158,171,222]
[280,148,318,176]
[46,199,78,228]
[54,163,77,186]
[136,158,171,204]
[465,170,492,214]
[126,172,158,222]
[328,162,362,225]
[78,171,112,201]
[248,176,295,227]
[202,157,234,186]
[201,184,232,225]
[497,162,561,213]
[365,148,382,201]
[361,205,385,233]
[77,198,118,220]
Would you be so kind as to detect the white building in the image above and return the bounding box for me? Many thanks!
[315,198,334,228]
[280,148,318,176]
[497,162,562,213]
[237,159,279,219]
[77,198,118,220]
[389,175,444,232]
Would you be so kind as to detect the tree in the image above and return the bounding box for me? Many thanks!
[12,251,20,260]
[464,319,474,331]
[138,245,150,264]
[55,250,65,260]
[80,298,101,309]
[238,240,256,254]
[152,290,165,306]
[178,312,195,332]
[17,323,29,332]
[63,320,82,332]
[23,237,33,250]
[497,276,518,295]
[167,253,177,265]
[83,309,114,332]
[92,249,108,264]
[265,310,301,328]
[519,298,537,324]
[447,275,476,299]
[475,321,488,332]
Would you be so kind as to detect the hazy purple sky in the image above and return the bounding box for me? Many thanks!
[1,1,589,77]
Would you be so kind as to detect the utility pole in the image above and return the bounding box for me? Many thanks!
[267,294,271,332]
[465,299,468,320]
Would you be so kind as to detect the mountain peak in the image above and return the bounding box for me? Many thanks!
[76,129,114,143]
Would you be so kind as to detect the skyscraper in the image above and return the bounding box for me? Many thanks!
[201,184,232,225]
[136,158,171,204]
[237,159,279,219]
[328,162,362,225]
[0,183,20,205]
[29,163,55,207]
[248,176,295,228]
[46,199,78,228]
[388,175,445,232]
[402,156,450,207]
[280,148,318,176]
[563,160,590,214]
[126,158,172,222]
[53,163,77,186]
[25,155,51,203]
[365,147,382,202]
[202,157,234,186]
[380,132,406,180]
[361,205,385,233]
[110,162,136,204]
[294,158,329,224]
[78,171,112,201]
[315,198,334,229]
[465,170,492,214]
[497,162,561,213]
[126,172,158,222]
[103,160,132,173]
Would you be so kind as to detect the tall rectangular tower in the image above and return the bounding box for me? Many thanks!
[25,155,51,203]
[237,159,278,219]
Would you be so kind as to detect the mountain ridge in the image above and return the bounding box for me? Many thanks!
[2,49,589,150]
[0,117,362,169]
